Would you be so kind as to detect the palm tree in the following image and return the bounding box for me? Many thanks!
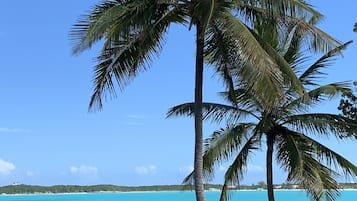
[168,32,357,201]
[70,1,340,201]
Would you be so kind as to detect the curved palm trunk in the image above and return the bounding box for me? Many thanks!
[194,21,206,201]
[266,134,275,201]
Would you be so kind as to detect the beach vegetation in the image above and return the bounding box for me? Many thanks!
[168,21,357,201]
[338,82,357,120]
[71,1,340,201]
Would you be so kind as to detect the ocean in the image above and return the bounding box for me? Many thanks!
[0,190,356,201]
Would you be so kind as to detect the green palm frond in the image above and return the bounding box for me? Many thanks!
[276,129,340,201]
[203,124,257,175]
[167,102,256,123]
[237,0,322,21]
[283,82,352,113]
[204,21,240,107]
[219,88,262,112]
[71,0,120,53]
[219,133,260,201]
[283,113,357,139]
[182,123,256,185]
[300,41,353,86]
[207,12,288,108]
[71,0,187,110]
[285,16,341,53]
[298,160,340,201]
[72,0,186,54]
[248,25,306,97]
[301,134,357,177]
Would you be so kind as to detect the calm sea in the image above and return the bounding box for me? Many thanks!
[0,190,355,201]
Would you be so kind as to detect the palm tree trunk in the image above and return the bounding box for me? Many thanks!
[193,20,206,201]
[266,134,275,201]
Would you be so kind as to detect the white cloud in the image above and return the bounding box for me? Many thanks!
[0,159,16,175]
[69,165,98,177]
[247,164,264,173]
[26,170,35,177]
[0,127,31,133]
[128,114,146,119]
[135,165,157,175]
[179,165,194,174]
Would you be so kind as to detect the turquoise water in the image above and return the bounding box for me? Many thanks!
[0,190,355,201]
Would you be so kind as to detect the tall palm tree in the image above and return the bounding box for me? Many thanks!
[71,1,339,201]
[168,33,357,201]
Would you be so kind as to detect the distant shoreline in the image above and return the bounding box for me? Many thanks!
[0,184,356,195]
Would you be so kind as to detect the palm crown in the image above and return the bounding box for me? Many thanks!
[71,1,344,201]
[168,26,357,201]
[71,0,339,110]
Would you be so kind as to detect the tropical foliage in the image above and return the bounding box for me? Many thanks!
[71,1,341,201]
[338,81,357,120]
[168,26,357,201]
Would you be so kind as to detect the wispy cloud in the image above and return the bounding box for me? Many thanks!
[69,165,98,178]
[124,114,148,126]
[0,159,16,175]
[0,127,31,134]
[128,114,146,119]
[135,165,157,175]
[26,170,35,177]
[247,164,264,173]
[179,165,194,174]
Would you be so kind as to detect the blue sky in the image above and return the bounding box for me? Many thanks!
[0,1,356,186]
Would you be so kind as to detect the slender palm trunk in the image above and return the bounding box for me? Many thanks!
[194,20,206,201]
[266,134,275,201]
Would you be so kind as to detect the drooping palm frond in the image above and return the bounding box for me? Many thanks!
[299,41,353,86]
[72,0,186,54]
[284,16,341,53]
[219,133,260,201]
[247,24,306,98]
[71,1,187,110]
[298,160,340,201]
[283,82,352,113]
[203,124,257,176]
[275,129,340,201]
[206,12,289,109]
[219,87,263,113]
[236,0,322,22]
[300,134,357,177]
[182,123,256,185]
[167,102,256,123]
[282,113,357,139]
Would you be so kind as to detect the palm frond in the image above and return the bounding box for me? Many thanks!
[219,133,260,201]
[202,123,257,178]
[182,123,257,187]
[167,102,256,123]
[77,1,186,110]
[300,134,357,177]
[207,13,289,109]
[237,0,322,21]
[219,88,262,113]
[300,41,353,86]
[284,16,341,53]
[283,113,357,139]
[283,82,352,113]
[248,24,306,97]
[275,128,340,201]
[71,0,120,54]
